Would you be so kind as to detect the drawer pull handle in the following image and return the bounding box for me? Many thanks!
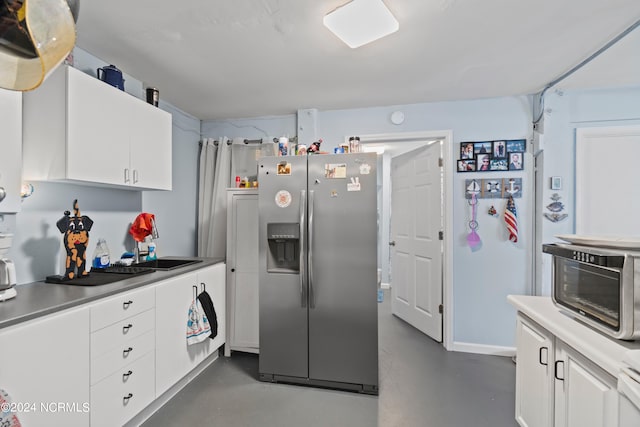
[123,347,133,357]
[123,393,133,403]
[123,323,133,333]
[123,370,133,380]
[123,300,133,309]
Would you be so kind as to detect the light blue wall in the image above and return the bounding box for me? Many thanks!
[203,96,534,349]
[538,85,640,295]
[9,48,201,284]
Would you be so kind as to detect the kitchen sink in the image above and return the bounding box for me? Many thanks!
[134,258,203,271]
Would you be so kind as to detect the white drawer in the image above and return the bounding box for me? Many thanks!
[91,329,155,385]
[90,350,155,427]
[91,308,155,358]
[91,286,155,332]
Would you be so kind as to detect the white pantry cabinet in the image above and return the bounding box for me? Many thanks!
[0,308,90,427]
[515,314,618,427]
[155,263,225,396]
[225,189,259,356]
[22,65,172,190]
[0,88,22,213]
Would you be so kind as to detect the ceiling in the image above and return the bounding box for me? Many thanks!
[75,1,640,121]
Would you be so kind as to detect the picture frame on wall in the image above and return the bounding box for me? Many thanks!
[490,158,508,171]
[506,139,526,153]
[508,152,524,170]
[457,159,476,172]
[460,142,475,159]
[474,141,492,155]
[550,176,562,190]
[492,140,507,158]
[477,153,491,171]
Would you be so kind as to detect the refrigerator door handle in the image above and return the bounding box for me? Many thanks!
[299,190,307,308]
[309,190,315,309]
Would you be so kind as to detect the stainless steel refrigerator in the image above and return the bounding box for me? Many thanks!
[258,152,378,394]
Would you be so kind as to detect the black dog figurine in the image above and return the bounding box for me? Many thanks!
[56,199,93,280]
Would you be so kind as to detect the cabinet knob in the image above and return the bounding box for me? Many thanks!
[123,323,133,333]
[123,300,133,309]
[123,347,133,357]
[123,393,133,403]
[230,268,235,272]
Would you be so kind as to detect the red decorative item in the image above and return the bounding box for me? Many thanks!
[504,196,518,243]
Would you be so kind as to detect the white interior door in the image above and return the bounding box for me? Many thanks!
[576,125,640,236]
[390,143,443,341]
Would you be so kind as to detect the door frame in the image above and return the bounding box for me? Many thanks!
[351,130,454,350]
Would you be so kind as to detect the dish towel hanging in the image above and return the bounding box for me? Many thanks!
[197,283,218,339]
[186,288,211,345]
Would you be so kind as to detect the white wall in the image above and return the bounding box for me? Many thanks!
[203,96,533,350]
[8,48,201,284]
[537,85,640,295]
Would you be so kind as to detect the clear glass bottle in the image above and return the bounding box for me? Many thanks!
[92,238,111,269]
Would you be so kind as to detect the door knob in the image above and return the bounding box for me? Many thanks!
[389,241,396,246]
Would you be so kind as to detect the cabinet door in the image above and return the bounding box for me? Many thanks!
[554,340,618,427]
[0,308,90,426]
[198,263,226,354]
[0,88,21,213]
[155,266,225,396]
[227,192,259,353]
[129,98,172,190]
[515,314,555,427]
[66,67,130,185]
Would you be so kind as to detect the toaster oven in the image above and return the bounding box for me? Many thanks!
[543,242,640,340]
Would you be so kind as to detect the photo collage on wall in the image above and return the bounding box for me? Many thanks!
[457,139,525,172]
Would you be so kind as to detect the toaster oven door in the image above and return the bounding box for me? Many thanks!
[553,257,621,331]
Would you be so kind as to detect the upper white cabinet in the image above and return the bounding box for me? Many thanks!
[22,65,172,190]
[0,88,22,213]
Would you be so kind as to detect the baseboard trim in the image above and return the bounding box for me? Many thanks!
[125,351,220,427]
[450,341,516,357]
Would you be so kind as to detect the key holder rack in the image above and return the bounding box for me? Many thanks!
[465,178,522,199]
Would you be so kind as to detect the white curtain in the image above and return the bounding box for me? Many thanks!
[197,137,231,258]
[197,137,277,258]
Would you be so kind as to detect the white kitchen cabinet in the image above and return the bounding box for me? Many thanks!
[225,189,259,356]
[89,286,156,426]
[554,340,618,427]
[0,88,22,213]
[515,314,555,427]
[515,313,619,427]
[0,308,90,427]
[22,65,172,190]
[155,263,225,396]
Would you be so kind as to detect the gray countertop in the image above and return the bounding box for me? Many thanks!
[0,257,224,331]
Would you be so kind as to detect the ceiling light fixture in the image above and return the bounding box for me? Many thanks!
[323,0,399,49]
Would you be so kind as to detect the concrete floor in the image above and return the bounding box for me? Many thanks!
[142,291,518,427]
